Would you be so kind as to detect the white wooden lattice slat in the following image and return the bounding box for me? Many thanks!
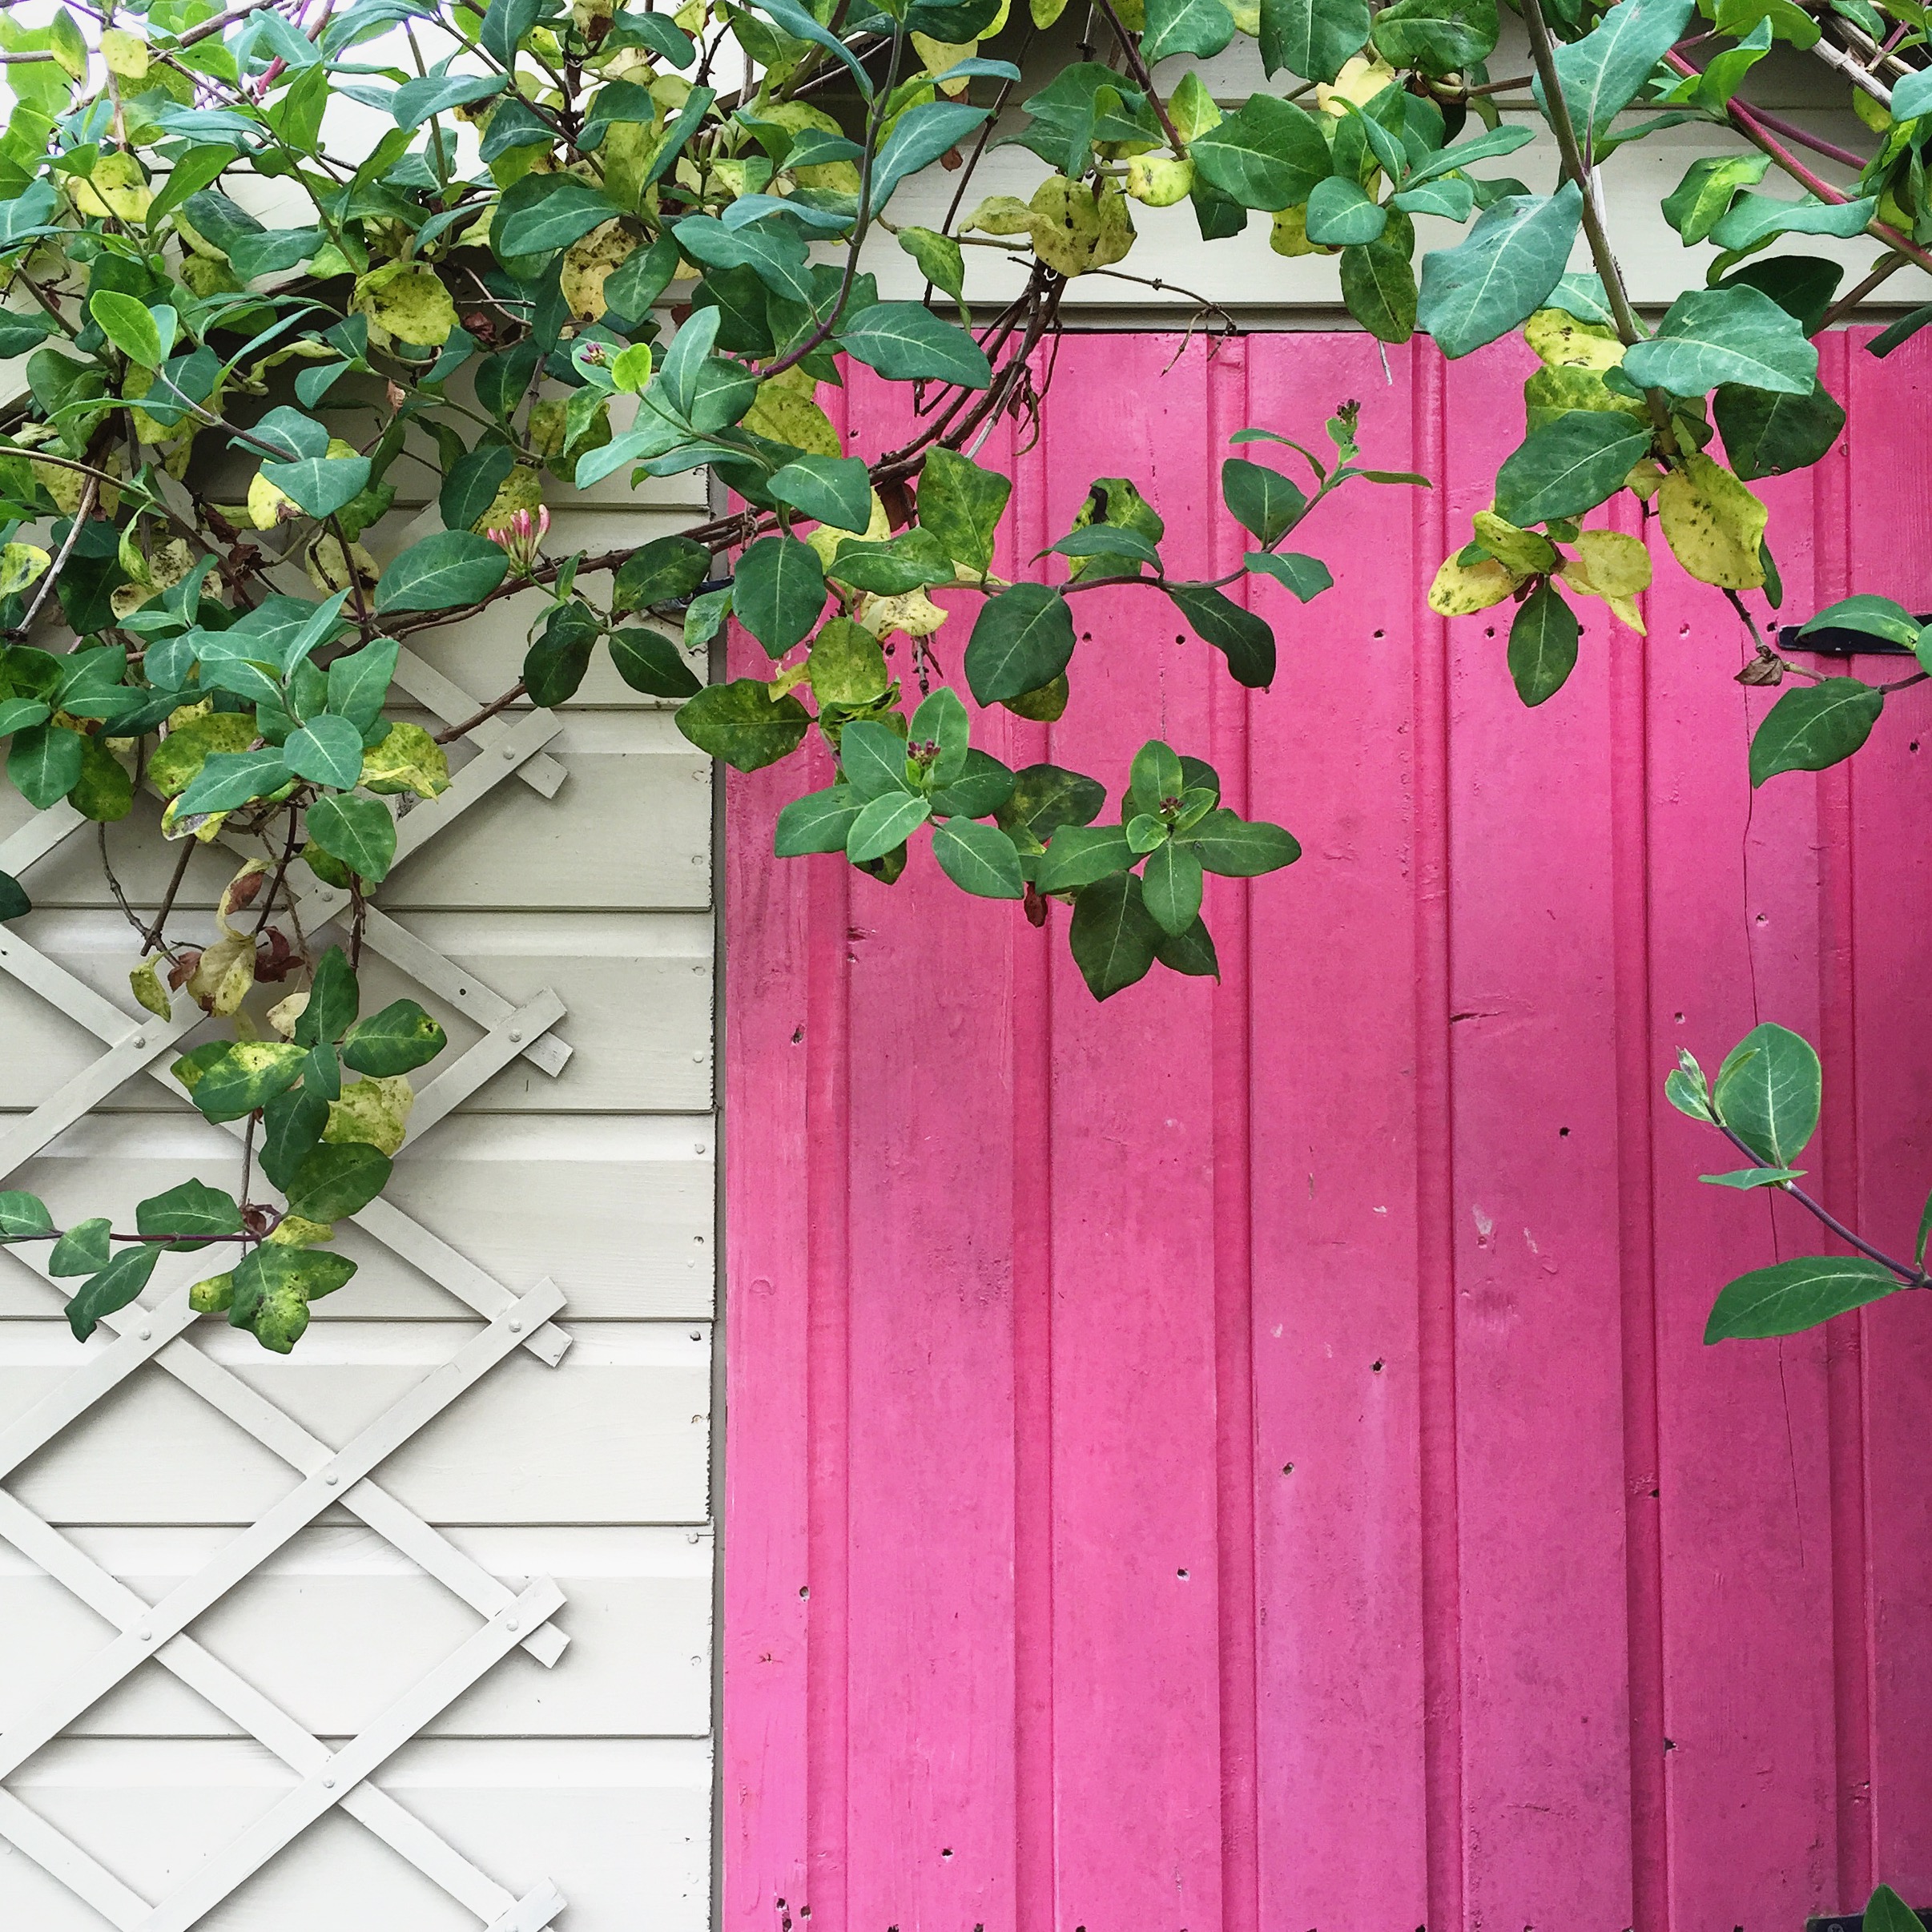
[0,667,587,1928]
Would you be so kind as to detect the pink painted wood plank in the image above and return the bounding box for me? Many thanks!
[1645,414,1842,1925]
[722,329,1932,1932]
[1845,328,1932,1906]
[835,372,1023,1932]
[1439,337,1638,1930]
[1242,332,1434,1932]
[1036,334,1228,1932]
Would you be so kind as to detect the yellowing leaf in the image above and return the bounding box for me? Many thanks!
[963,194,1036,237]
[130,957,172,1020]
[1032,0,1072,26]
[266,988,308,1038]
[188,930,256,1016]
[100,28,149,76]
[1026,176,1135,277]
[743,379,840,457]
[249,469,297,529]
[355,261,458,347]
[70,151,151,223]
[1126,154,1193,207]
[1658,453,1766,590]
[1624,457,1665,501]
[807,617,890,704]
[1471,511,1557,577]
[360,721,452,799]
[1318,54,1399,115]
[807,489,890,566]
[1270,206,1320,256]
[1524,308,1625,372]
[859,587,948,638]
[267,1213,335,1246]
[1428,553,1519,615]
[325,1074,414,1155]
[0,541,48,596]
[306,533,379,594]
[560,219,639,321]
[1560,528,1652,634]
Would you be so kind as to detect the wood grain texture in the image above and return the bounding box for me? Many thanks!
[726,331,1932,1930]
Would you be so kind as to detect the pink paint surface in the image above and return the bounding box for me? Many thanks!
[723,331,1932,1931]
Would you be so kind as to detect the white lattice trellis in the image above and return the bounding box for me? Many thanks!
[0,649,580,1931]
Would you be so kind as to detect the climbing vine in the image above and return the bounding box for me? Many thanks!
[0,0,1922,1355]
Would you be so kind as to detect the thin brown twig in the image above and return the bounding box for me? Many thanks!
[141,839,196,955]
[434,679,526,742]
[11,473,98,638]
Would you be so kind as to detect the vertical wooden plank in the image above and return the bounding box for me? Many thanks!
[1039,334,1226,1932]
[1845,325,1932,1906]
[1242,332,1432,1932]
[1439,340,1636,1930]
[722,631,814,1930]
[1647,410,1840,1928]
[835,371,1022,1932]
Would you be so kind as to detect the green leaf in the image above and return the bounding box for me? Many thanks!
[260,455,372,521]
[326,638,400,733]
[744,0,874,95]
[675,678,811,771]
[0,870,26,924]
[295,947,359,1048]
[614,535,714,612]
[835,304,992,388]
[897,226,968,307]
[305,793,398,884]
[1749,678,1883,785]
[1863,1886,1926,1932]
[1222,458,1308,547]
[89,288,171,368]
[770,455,873,533]
[1917,1190,1932,1273]
[996,764,1106,843]
[1189,95,1330,211]
[1069,871,1163,999]
[287,1140,392,1219]
[230,1243,357,1351]
[1142,839,1205,935]
[1537,0,1693,138]
[734,534,827,658]
[523,600,599,707]
[1187,808,1302,875]
[481,0,541,67]
[49,1218,112,1277]
[919,447,1012,573]
[1797,594,1921,648]
[1622,285,1817,399]
[1260,0,1369,80]
[1705,1254,1902,1342]
[1713,379,1845,481]
[0,698,50,738]
[496,173,620,259]
[1713,1020,1820,1165]
[392,69,505,124]
[1393,175,1475,221]
[439,445,517,534]
[911,685,971,783]
[609,628,702,698]
[775,784,863,855]
[1338,236,1419,343]
[189,1042,309,1123]
[1371,0,1499,74]
[932,817,1025,897]
[1156,917,1221,977]
[1036,823,1137,891]
[870,100,988,216]
[1507,582,1580,706]
[847,789,931,863]
[65,1246,162,1342]
[1419,184,1583,360]
[8,723,85,808]
[1143,0,1238,62]
[1700,1166,1805,1188]
[1666,1057,1714,1121]
[965,583,1076,704]
[1403,123,1535,188]
[1708,191,1878,254]
[284,714,366,790]
[837,719,912,800]
[375,531,510,615]
[1169,585,1276,689]
[1246,551,1334,601]
[260,1085,329,1192]
[1494,411,1652,527]
[136,1179,243,1250]
[340,998,448,1076]
[177,747,292,817]
[0,1190,52,1239]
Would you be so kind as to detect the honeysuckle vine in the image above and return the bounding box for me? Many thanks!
[0,0,1924,1361]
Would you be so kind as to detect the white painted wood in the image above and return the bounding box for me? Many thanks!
[0,415,718,1927]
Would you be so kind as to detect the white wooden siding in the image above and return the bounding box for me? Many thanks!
[0,421,716,1931]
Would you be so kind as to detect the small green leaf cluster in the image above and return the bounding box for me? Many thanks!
[1667,1022,1930,1342]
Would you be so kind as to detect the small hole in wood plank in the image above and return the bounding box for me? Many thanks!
[1371,1359,1384,1372]
[1560,1127,1570,1137]
[1282,1463,1294,1474]
[1177,1568,1189,1580]
[798,1585,808,1598]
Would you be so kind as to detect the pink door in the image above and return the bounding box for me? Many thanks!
[724,328,1932,1932]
